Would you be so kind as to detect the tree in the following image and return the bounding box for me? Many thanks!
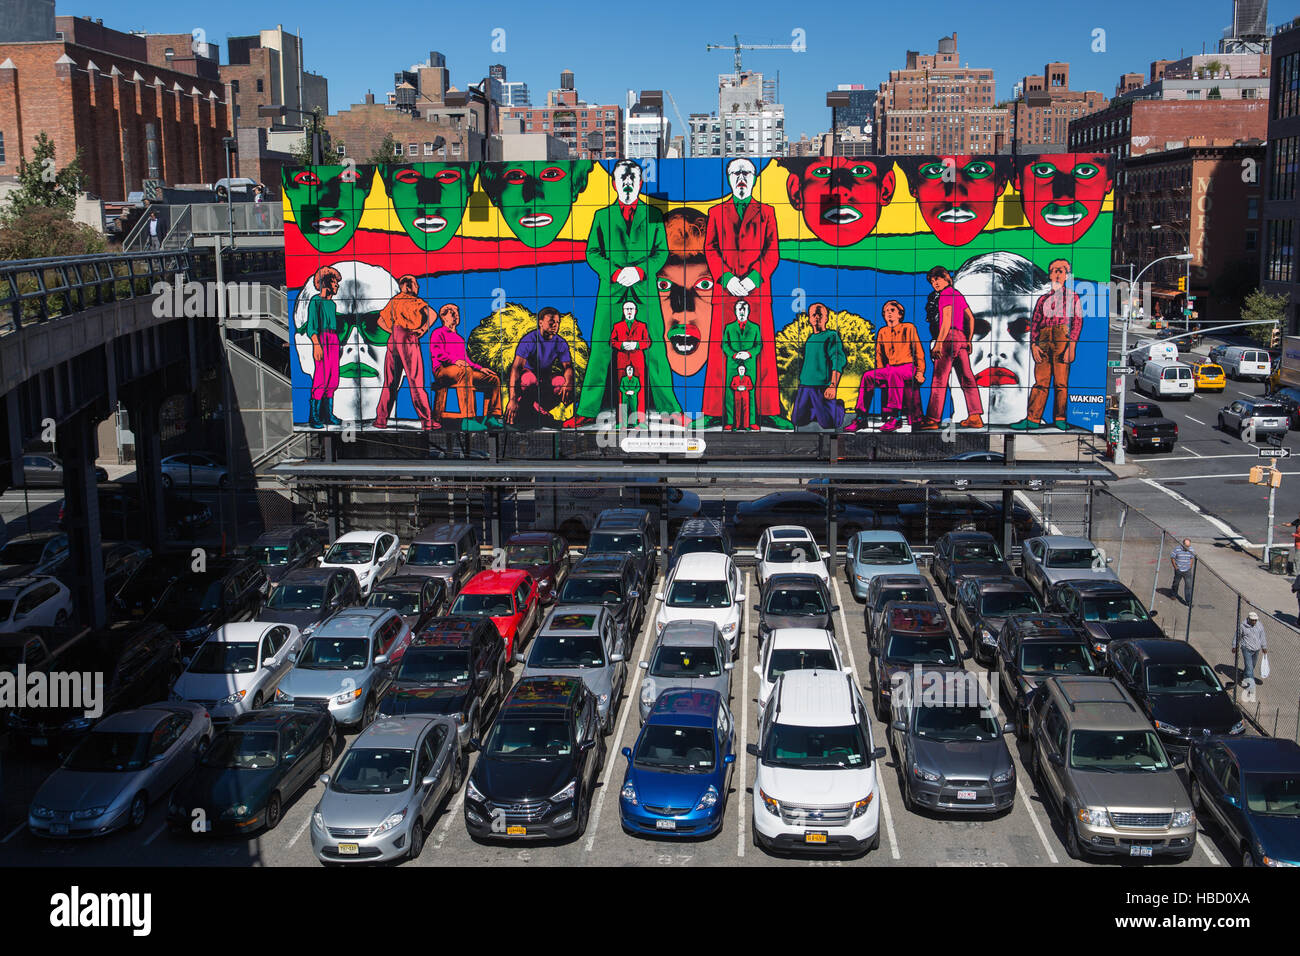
[0,206,106,260]
[1242,288,1289,347]
[367,133,403,165]
[1,131,85,220]
[287,108,340,167]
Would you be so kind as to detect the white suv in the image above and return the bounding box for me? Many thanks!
[754,526,830,589]
[749,669,886,856]
[319,531,402,597]
[754,627,845,712]
[654,552,745,658]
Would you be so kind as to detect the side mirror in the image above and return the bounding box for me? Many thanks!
[655,593,665,602]
[319,774,331,785]
[628,590,640,600]
[1224,794,1239,808]
[1170,752,1186,767]
[753,604,762,612]
[610,652,625,663]
[724,753,736,766]
[871,746,887,760]
[373,654,389,666]
[1149,609,1159,619]
[467,737,480,753]
[579,738,596,752]
[723,661,734,672]
[1105,557,1113,565]
[1003,722,1016,736]
[1048,753,1064,768]
[746,743,760,757]
[638,660,649,670]
[960,651,972,660]
[752,665,762,678]
[891,719,907,732]
[830,605,841,613]
[842,666,853,677]
[317,556,325,566]
[287,652,298,664]
[476,670,491,683]
[621,746,632,761]
[262,657,275,667]
[149,753,166,765]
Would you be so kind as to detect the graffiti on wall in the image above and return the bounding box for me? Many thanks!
[284,154,1114,435]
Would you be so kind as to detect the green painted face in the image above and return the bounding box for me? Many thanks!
[283,165,374,253]
[383,162,479,251]
[480,161,592,248]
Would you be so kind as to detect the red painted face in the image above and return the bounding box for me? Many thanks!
[786,157,895,246]
[1015,153,1114,244]
[911,156,1004,245]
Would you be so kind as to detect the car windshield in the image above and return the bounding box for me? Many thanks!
[1199,365,1222,376]
[767,542,815,563]
[1047,548,1101,569]
[1254,404,1286,417]
[634,724,717,772]
[874,587,929,610]
[954,542,1001,562]
[393,648,470,683]
[767,646,837,681]
[297,637,370,670]
[857,541,911,565]
[484,718,573,758]
[367,590,419,615]
[157,577,222,613]
[0,540,50,563]
[650,645,721,678]
[331,747,414,794]
[762,723,868,769]
[325,543,376,565]
[1144,663,1221,695]
[451,592,513,617]
[266,584,324,610]
[885,633,959,665]
[187,641,259,674]
[981,592,1040,616]
[1245,773,1300,817]
[1069,730,1170,772]
[526,634,604,669]
[1080,596,1148,622]
[202,731,279,769]
[63,731,151,772]
[667,579,731,609]
[912,704,1002,741]
[764,587,826,616]
[406,543,457,567]
[1020,641,1096,675]
[506,545,552,566]
[559,576,622,605]
[589,531,644,554]
[673,536,724,561]
[251,546,290,567]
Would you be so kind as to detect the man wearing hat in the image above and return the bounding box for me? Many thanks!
[1233,612,1269,689]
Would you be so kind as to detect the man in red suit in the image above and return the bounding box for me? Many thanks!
[609,300,652,420]
[703,158,788,429]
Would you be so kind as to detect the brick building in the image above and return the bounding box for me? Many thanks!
[1011,62,1107,149]
[1261,19,1300,332]
[0,15,228,200]
[501,71,621,161]
[875,32,1008,154]
[223,26,328,130]
[327,94,489,164]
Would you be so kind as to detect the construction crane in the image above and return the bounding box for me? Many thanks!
[706,34,792,76]
[664,90,689,153]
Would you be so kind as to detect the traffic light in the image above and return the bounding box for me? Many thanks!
[1177,276,1186,292]
[1271,324,1282,349]
[1250,466,1265,485]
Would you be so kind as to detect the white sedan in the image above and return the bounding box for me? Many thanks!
[755,526,830,589]
[170,622,303,721]
[654,552,745,658]
[754,627,846,711]
[319,531,402,597]
[0,576,73,633]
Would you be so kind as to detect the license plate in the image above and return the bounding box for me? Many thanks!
[31,737,47,747]
[506,825,527,836]
[804,831,828,844]
[1130,845,1153,858]
[337,843,359,855]
[957,789,978,801]
[655,820,677,830]
[51,823,68,836]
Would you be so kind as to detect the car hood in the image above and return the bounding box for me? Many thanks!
[1043,567,1119,586]
[1086,620,1164,643]
[472,755,576,803]
[852,561,919,580]
[404,566,456,582]
[280,668,368,698]
[760,764,875,803]
[912,736,1012,781]
[173,765,274,811]
[627,763,722,808]
[172,671,254,701]
[34,769,134,812]
[1251,814,1300,862]
[952,560,1010,580]
[520,664,612,701]
[317,787,413,830]
[760,611,833,633]
[640,674,730,708]
[658,605,737,631]
[1070,767,1190,811]
[256,607,323,629]
[765,560,827,580]
[379,684,468,717]
[1148,692,1241,733]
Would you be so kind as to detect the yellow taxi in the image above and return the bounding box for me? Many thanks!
[1191,361,1226,391]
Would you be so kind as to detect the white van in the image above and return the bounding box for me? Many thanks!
[1220,347,1271,381]
[1130,340,1178,365]
[1137,359,1195,400]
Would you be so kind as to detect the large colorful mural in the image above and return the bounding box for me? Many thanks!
[284,154,1114,436]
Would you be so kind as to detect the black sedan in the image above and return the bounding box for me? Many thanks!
[864,574,937,637]
[1106,639,1245,751]
[951,576,1041,666]
[1047,579,1163,658]
[728,491,886,546]
[365,575,448,634]
[930,531,1012,602]
[754,572,837,645]
[257,568,360,634]
[168,704,336,834]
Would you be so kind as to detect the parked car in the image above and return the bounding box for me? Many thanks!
[0,532,70,579]
[146,555,268,650]
[21,454,108,486]
[1105,639,1244,750]
[731,492,882,547]
[247,525,327,586]
[28,702,213,838]
[502,531,569,605]
[365,574,447,634]
[311,715,462,863]
[1026,676,1196,862]
[951,575,1042,666]
[863,575,936,637]
[273,608,412,729]
[169,704,335,834]
[844,530,918,601]
[161,452,230,489]
[521,604,628,734]
[654,552,745,658]
[0,575,73,632]
[868,602,965,719]
[1265,385,1300,430]
[99,542,153,606]
[1187,736,1300,867]
[1019,535,1117,603]
[375,617,507,749]
[754,525,831,589]
[448,568,540,663]
[748,669,887,856]
[463,676,606,842]
[170,622,304,724]
[930,531,1011,602]
[995,613,1098,736]
[319,530,402,598]
[889,667,1016,815]
[667,518,733,573]
[402,523,482,595]
[1218,398,1290,441]
[257,568,360,635]
[755,572,837,646]
[1047,580,1163,657]
[1207,344,1232,365]
[556,553,645,650]
[620,689,735,838]
[755,627,844,711]
[1121,401,1179,454]
[638,620,733,723]
[113,554,183,621]
[587,508,659,597]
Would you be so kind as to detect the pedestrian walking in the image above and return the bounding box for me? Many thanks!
[1169,537,1195,605]
[1233,611,1269,689]
[1291,571,1300,624]
[1287,512,1300,573]
[146,210,161,250]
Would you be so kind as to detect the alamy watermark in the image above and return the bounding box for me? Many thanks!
[151,274,264,319]
[0,666,103,719]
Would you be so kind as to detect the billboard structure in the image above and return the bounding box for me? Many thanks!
[284,155,1114,438]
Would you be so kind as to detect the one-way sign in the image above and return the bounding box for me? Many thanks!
[1258,447,1293,458]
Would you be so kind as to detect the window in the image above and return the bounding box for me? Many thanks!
[1268,136,1299,202]
[335,144,345,156]
[1266,219,1295,283]
[0,130,7,164]
[407,143,418,156]
[1275,51,1300,120]
[393,142,403,156]
[256,78,264,93]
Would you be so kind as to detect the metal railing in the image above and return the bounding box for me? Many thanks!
[123,203,283,252]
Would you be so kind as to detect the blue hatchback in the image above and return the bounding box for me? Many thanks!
[1188,736,1300,867]
[620,689,734,838]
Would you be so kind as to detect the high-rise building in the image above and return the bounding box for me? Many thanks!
[625,90,669,159]
[875,32,1008,154]
[500,80,530,107]
[692,70,785,157]
[1261,17,1300,330]
[501,71,620,160]
[225,25,328,129]
[831,84,876,150]
[1010,62,1107,150]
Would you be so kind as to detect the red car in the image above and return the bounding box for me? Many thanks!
[448,569,540,661]
[503,532,570,604]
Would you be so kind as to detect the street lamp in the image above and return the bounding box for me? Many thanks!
[826,91,851,156]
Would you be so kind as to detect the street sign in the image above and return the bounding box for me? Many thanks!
[1110,366,1134,375]
[1107,359,1121,368]
[1259,447,1293,459]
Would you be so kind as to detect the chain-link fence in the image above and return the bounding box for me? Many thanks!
[1091,490,1300,742]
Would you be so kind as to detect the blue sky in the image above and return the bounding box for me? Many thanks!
[88,0,1296,139]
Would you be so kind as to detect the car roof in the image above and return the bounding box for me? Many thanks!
[276,568,337,586]
[875,574,930,588]
[96,706,176,734]
[355,716,441,748]
[854,530,908,543]
[1033,536,1096,549]
[411,618,482,648]
[570,553,632,576]
[228,709,302,731]
[460,569,530,593]
[882,602,948,633]
[1120,638,1207,665]
[1047,677,1145,730]
[374,575,432,591]
[771,670,857,727]
[658,620,722,645]
[672,552,732,579]
[210,622,280,642]
[413,523,474,543]
[769,526,814,540]
[540,607,604,633]
[593,508,650,528]
[1217,736,1300,771]
[502,676,585,716]
[947,531,997,543]
[313,608,392,635]
[764,572,826,590]
[506,532,559,546]
[769,627,836,649]
[1010,614,1087,639]
[330,530,388,544]
[677,518,725,536]
[3,532,63,544]
[646,689,720,727]
[970,575,1033,592]
[1056,579,1135,596]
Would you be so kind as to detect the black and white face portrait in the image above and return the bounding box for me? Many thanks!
[727,159,756,201]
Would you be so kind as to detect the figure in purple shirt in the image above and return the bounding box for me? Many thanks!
[429,304,503,429]
[920,265,984,429]
[505,307,576,429]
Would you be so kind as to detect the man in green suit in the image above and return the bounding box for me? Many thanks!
[576,160,681,423]
[722,300,763,430]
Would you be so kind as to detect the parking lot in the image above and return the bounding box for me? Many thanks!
[0,556,1241,869]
